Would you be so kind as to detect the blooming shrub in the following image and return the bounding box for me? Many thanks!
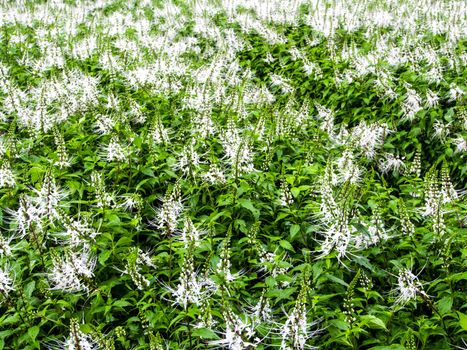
[0,0,465,349]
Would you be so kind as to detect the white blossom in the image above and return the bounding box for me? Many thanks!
[0,163,15,188]
[49,249,96,293]
[0,265,14,298]
[392,268,427,306]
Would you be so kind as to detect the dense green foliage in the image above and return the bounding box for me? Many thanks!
[0,0,465,349]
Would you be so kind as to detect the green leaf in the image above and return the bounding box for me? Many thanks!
[192,328,219,340]
[28,167,44,184]
[1,314,20,325]
[237,199,260,219]
[290,224,300,240]
[324,274,349,287]
[448,272,467,282]
[267,287,297,302]
[279,239,295,252]
[352,255,375,272]
[217,194,233,206]
[437,296,452,315]
[141,168,155,177]
[79,324,93,333]
[24,281,35,299]
[99,250,112,265]
[291,187,300,197]
[329,319,349,330]
[116,236,133,247]
[0,330,15,339]
[113,300,131,308]
[275,212,290,222]
[458,311,467,331]
[106,213,121,225]
[360,315,387,330]
[27,326,39,341]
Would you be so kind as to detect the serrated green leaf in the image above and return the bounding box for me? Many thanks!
[290,224,300,239]
[113,300,131,308]
[329,319,349,330]
[437,296,452,315]
[99,250,112,265]
[237,198,260,219]
[27,326,39,341]
[324,274,349,287]
[291,187,300,197]
[24,281,35,299]
[280,239,295,251]
[458,311,467,331]
[360,315,387,330]
[192,328,219,340]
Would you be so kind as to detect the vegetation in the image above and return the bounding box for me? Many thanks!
[0,0,465,349]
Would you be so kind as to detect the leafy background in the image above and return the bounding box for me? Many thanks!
[0,0,465,349]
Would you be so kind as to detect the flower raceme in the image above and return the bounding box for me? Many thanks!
[124,247,154,291]
[392,268,428,306]
[49,248,96,293]
[0,265,14,299]
[153,186,183,235]
[0,163,15,188]
[279,283,320,350]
